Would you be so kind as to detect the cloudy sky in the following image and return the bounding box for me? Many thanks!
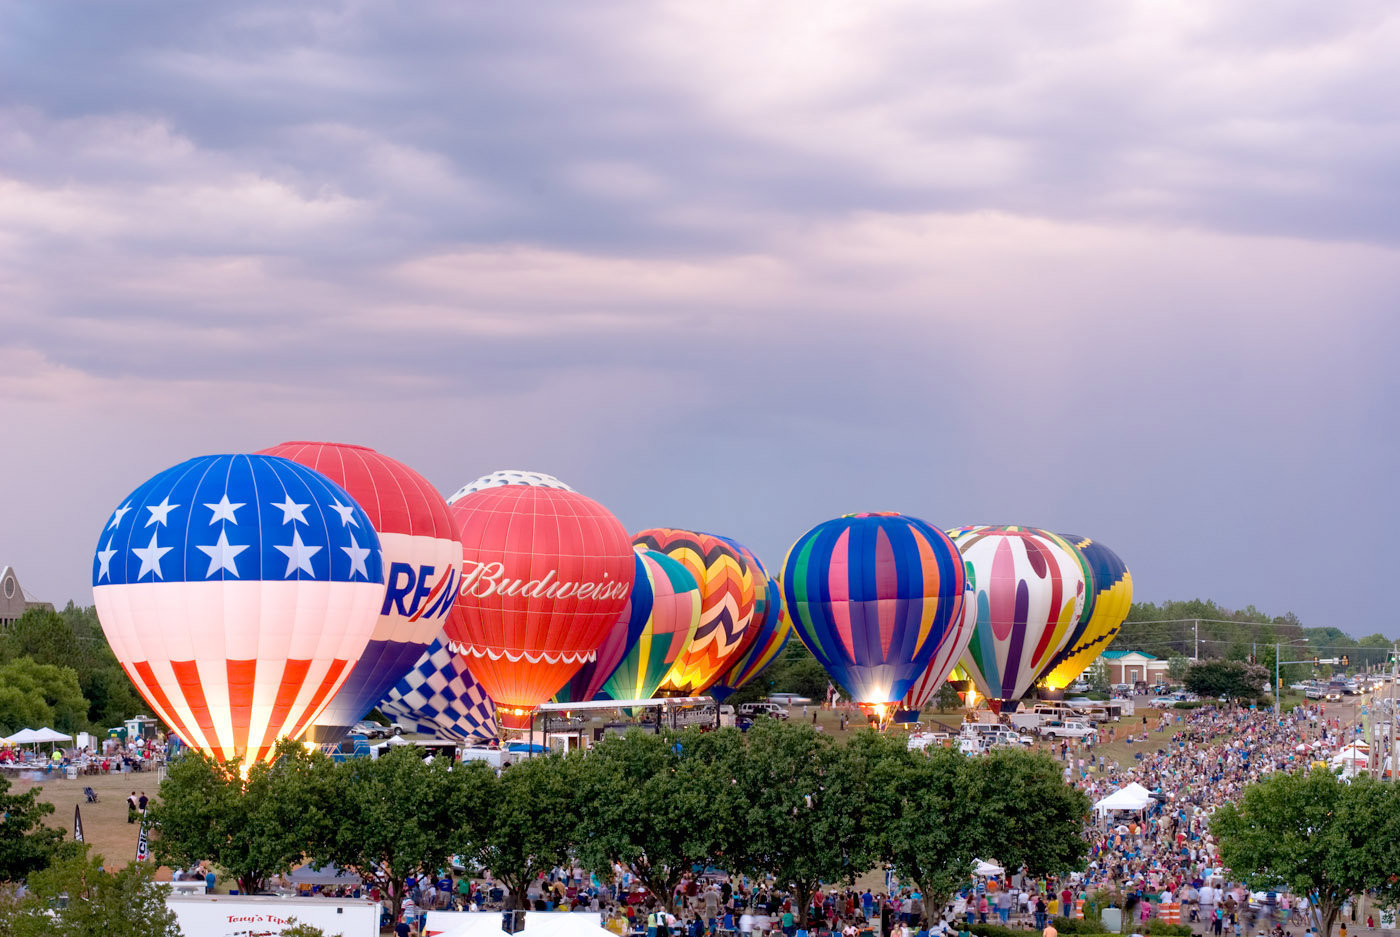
[3,2,1397,637]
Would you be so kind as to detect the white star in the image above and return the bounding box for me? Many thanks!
[145,497,180,527]
[196,530,249,578]
[328,499,359,528]
[96,539,117,582]
[107,503,132,530]
[271,496,310,526]
[341,533,372,580]
[132,531,172,580]
[274,529,322,577]
[204,494,245,524]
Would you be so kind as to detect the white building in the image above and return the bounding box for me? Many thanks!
[1100,650,1170,686]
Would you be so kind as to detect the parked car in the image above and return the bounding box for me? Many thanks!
[1038,720,1096,741]
[766,693,812,705]
[738,702,790,720]
[352,720,397,739]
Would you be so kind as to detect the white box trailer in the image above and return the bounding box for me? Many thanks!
[424,910,604,937]
[166,894,379,937]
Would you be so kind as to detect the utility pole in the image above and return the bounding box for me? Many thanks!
[1194,619,1199,661]
[1275,641,1280,711]
[1391,641,1398,781]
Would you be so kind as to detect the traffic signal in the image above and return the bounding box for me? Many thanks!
[1313,656,1319,666]
[1341,654,1350,669]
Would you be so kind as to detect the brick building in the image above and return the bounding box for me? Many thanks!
[0,566,54,626]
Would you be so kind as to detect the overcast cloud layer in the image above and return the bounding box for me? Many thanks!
[2,1,1397,638]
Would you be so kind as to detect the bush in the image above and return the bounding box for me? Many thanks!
[1144,922,1192,936]
[967,925,1028,937]
[1051,918,1103,934]
[1173,701,1204,709]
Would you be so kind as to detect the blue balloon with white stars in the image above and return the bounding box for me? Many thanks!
[93,454,385,587]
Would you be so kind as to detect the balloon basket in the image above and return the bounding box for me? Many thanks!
[497,709,535,731]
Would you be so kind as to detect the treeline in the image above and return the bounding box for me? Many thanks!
[0,604,147,735]
[1113,599,1394,674]
[148,721,1088,924]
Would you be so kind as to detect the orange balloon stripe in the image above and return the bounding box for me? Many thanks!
[171,659,223,760]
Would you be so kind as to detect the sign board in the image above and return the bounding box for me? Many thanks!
[424,911,603,937]
[166,895,378,937]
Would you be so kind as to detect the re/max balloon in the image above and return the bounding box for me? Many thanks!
[92,454,384,763]
[258,441,462,743]
[1039,535,1133,690]
[950,525,1086,711]
[379,635,498,743]
[783,513,967,713]
[446,485,635,728]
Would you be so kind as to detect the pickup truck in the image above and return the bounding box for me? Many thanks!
[1038,720,1096,741]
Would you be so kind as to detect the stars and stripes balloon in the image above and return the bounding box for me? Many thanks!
[1039,535,1133,690]
[632,529,757,697]
[92,454,385,764]
[595,548,702,703]
[783,513,967,716]
[950,525,1086,712]
[378,635,498,744]
[446,485,635,729]
[258,442,462,743]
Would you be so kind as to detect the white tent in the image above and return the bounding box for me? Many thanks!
[3,728,41,745]
[973,859,1005,877]
[1094,782,1152,814]
[30,728,71,744]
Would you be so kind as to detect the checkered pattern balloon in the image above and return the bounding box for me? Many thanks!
[378,636,498,743]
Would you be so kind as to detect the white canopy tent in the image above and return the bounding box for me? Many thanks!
[3,729,41,745]
[30,728,71,744]
[1094,782,1153,814]
[973,859,1005,877]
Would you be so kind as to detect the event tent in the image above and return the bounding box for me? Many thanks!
[1094,782,1152,814]
[30,728,71,744]
[3,729,42,744]
[973,859,1005,877]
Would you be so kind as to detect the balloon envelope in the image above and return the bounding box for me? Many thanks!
[92,454,384,763]
[711,575,791,702]
[900,562,978,714]
[1039,535,1133,690]
[783,512,967,709]
[552,550,657,704]
[595,549,702,702]
[951,525,1086,710]
[446,486,635,728]
[378,635,498,743]
[447,470,573,504]
[632,529,757,696]
[258,442,462,743]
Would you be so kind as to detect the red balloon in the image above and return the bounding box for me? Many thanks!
[445,485,635,728]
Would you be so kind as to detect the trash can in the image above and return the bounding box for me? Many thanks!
[65,766,78,780]
[1101,908,1123,933]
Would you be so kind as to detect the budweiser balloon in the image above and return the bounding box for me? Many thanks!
[257,442,462,743]
[92,454,384,764]
[445,485,635,729]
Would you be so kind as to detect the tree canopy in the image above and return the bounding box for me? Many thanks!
[1212,768,1400,937]
[1183,660,1269,700]
[0,774,65,883]
[0,848,180,937]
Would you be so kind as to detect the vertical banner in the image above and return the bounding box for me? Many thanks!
[135,822,149,863]
[73,804,84,843]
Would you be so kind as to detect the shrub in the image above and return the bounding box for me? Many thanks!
[1173,701,1204,709]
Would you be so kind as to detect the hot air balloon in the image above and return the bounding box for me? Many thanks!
[595,549,702,702]
[632,529,756,697]
[92,454,384,764]
[552,550,657,705]
[258,442,462,743]
[950,525,1086,712]
[1039,535,1133,690]
[378,635,499,743]
[711,576,791,702]
[447,485,635,728]
[783,513,967,719]
[899,561,978,716]
[447,470,573,504]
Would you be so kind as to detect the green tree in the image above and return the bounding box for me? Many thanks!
[320,746,493,905]
[881,746,972,922]
[729,722,884,925]
[574,728,745,913]
[1167,656,1191,683]
[1212,769,1400,937]
[469,753,581,906]
[1084,660,1110,695]
[1183,660,1268,701]
[148,739,332,895]
[0,657,88,735]
[0,774,65,882]
[3,848,180,937]
[934,682,962,713]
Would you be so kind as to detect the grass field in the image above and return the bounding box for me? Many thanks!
[8,765,170,876]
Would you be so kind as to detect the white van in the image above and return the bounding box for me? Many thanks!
[738,702,789,720]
